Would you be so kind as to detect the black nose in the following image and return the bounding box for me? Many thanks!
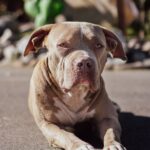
[77,58,94,71]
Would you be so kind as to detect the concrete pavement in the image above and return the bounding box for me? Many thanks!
[0,67,150,150]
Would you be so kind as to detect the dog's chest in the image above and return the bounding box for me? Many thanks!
[53,91,95,125]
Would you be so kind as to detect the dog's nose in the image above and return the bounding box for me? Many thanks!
[77,58,94,71]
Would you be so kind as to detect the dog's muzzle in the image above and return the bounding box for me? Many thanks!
[72,57,96,89]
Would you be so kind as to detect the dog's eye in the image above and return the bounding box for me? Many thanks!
[57,42,68,48]
[95,43,103,49]
[57,42,70,55]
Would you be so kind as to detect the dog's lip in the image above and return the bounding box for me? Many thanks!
[77,79,90,85]
[78,79,97,93]
[61,79,95,94]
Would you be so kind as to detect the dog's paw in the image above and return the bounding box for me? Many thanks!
[75,143,95,150]
[103,142,126,150]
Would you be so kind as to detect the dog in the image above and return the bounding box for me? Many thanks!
[24,22,127,150]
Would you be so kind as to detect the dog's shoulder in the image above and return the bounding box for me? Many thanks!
[32,58,47,77]
[30,57,52,92]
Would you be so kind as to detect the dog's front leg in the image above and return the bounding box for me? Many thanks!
[96,101,126,150]
[95,85,126,150]
[40,122,95,150]
[98,117,126,150]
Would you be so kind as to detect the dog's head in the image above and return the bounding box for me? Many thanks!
[24,22,126,93]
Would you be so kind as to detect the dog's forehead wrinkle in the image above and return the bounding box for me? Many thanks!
[79,23,84,43]
[79,23,105,46]
[56,26,80,45]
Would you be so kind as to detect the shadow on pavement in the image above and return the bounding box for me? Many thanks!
[74,112,150,150]
[120,112,150,150]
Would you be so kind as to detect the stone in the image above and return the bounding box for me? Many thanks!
[142,41,150,52]
[21,54,34,65]
[0,28,13,47]
[3,45,18,63]
[19,22,34,33]
[16,35,30,54]
[127,38,138,49]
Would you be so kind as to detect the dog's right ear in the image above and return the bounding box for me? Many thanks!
[24,24,54,56]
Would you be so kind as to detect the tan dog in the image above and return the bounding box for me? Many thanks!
[24,22,126,150]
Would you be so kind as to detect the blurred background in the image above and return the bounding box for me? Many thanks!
[0,1,150,150]
[0,0,149,67]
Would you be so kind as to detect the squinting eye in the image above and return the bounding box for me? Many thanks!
[57,42,70,55]
[57,42,68,48]
[95,43,103,49]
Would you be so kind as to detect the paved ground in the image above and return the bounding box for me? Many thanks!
[0,67,150,150]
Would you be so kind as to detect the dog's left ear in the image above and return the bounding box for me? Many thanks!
[24,24,54,56]
[101,26,127,60]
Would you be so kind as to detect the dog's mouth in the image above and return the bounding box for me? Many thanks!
[61,75,97,93]
[74,76,93,87]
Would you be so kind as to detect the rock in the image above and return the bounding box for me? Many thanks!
[3,45,18,63]
[127,38,138,49]
[142,41,150,52]
[19,22,34,33]
[21,53,34,65]
[105,57,126,70]
[16,35,30,54]
[0,28,13,47]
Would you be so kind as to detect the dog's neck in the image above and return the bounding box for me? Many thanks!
[61,85,89,112]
